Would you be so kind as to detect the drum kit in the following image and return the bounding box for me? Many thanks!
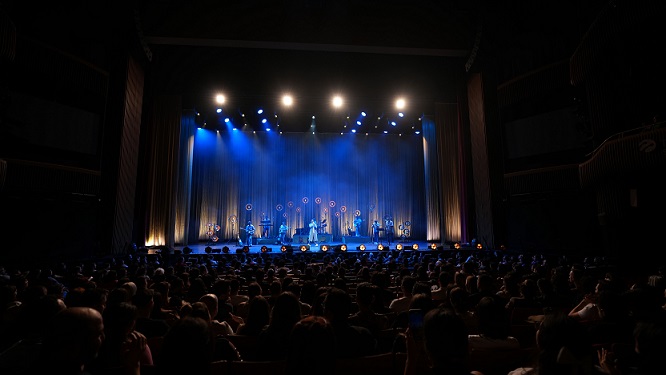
[317,218,327,234]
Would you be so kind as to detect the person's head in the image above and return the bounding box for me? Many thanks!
[475,296,510,339]
[354,282,378,308]
[286,316,336,375]
[535,311,593,375]
[199,293,219,320]
[245,295,270,328]
[40,307,105,370]
[401,275,417,296]
[323,288,351,323]
[269,291,302,331]
[157,316,212,375]
[422,307,469,370]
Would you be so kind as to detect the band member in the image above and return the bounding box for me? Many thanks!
[308,218,318,245]
[384,216,394,245]
[353,216,363,237]
[278,221,289,244]
[371,220,380,244]
[245,221,255,246]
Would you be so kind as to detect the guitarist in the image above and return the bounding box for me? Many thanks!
[245,221,256,246]
[278,221,289,244]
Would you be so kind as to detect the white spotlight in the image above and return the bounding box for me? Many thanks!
[332,96,343,108]
[216,108,222,113]
[395,98,406,110]
[282,95,293,106]
[215,94,226,104]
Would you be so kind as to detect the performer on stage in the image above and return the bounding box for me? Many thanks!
[353,216,363,237]
[371,220,380,244]
[308,218,318,245]
[245,221,255,246]
[278,221,289,244]
[384,216,394,245]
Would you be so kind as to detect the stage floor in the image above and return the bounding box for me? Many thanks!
[172,236,439,255]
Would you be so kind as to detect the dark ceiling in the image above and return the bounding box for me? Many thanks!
[3,0,603,134]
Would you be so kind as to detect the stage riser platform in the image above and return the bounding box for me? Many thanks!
[342,236,371,243]
[292,234,333,243]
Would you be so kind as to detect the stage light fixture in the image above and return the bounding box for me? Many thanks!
[412,244,419,250]
[300,245,309,252]
[476,243,483,250]
[396,244,404,251]
[321,245,329,252]
[222,246,230,254]
[358,244,366,251]
[377,244,385,251]
[454,242,461,250]
[430,243,437,250]
[242,246,250,253]
[261,246,271,253]
[205,246,212,254]
[281,245,287,252]
[337,244,347,252]
[183,247,192,254]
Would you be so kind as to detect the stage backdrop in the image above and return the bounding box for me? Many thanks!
[172,114,427,246]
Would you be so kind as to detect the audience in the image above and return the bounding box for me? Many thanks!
[0,248,663,375]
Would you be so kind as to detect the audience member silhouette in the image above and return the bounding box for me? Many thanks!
[256,291,302,361]
[323,287,377,358]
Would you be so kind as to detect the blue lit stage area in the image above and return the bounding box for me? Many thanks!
[151,112,461,253]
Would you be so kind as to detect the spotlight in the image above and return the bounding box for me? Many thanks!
[430,243,437,250]
[242,246,250,253]
[300,245,309,252]
[261,246,271,253]
[476,243,483,250]
[396,244,404,251]
[222,246,230,254]
[358,244,366,251]
[377,244,385,251]
[281,245,287,252]
[336,244,347,252]
[412,244,419,250]
[321,245,329,252]
[454,242,461,250]
[183,246,192,254]
[205,246,212,254]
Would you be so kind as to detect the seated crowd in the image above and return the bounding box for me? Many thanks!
[0,249,664,375]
